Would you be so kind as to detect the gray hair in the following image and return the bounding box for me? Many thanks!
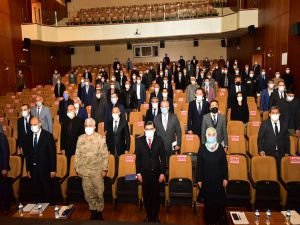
[84,118,96,127]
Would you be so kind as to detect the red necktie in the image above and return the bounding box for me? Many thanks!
[148,139,152,149]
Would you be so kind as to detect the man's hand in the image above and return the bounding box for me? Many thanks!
[224,147,228,153]
[61,150,65,155]
[137,174,143,183]
[17,147,23,155]
[259,151,265,156]
[27,171,31,179]
[50,172,56,178]
[296,129,299,137]
[101,171,107,177]
[1,170,8,177]
[223,179,228,188]
[159,174,165,183]
[125,151,129,154]
[187,130,193,134]
[174,146,180,151]
[285,153,289,157]
[198,182,202,188]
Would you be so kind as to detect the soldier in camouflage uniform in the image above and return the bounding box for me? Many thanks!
[74,118,108,220]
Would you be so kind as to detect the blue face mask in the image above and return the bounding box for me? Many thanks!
[161,107,169,114]
[63,94,69,100]
[207,136,217,144]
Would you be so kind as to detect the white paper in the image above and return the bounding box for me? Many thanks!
[282,52,288,65]
[30,203,49,214]
[172,141,177,151]
[230,211,249,224]
[281,210,300,225]
[23,204,36,212]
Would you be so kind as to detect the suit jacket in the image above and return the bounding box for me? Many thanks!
[77,83,85,100]
[76,107,88,121]
[257,74,269,92]
[106,118,130,156]
[154,113,182,154]
[135,135,166,175]
[117,75,127,90]
[258,119,290,156]
[105,103,125,127]
[0,132,10,171]
[81,85,95,106]
[253,64,261,76]
[187,100,210,136]
[91,96,107,123]
[60,116,84,157]
[25,130,57,175]
[31,105,53,133]
[174,74,186,90]
[260,88,272,111]
[58,99,74,123]
[202,86,216,102]
[150,91,163,103]
[132,83,146,103]
[17,116,32,149]
[160,83,173,100]
[54,83,66,98]
[228,84,247,108]
[120,89,138,110]
[83,72,92,83]
[268,90,286,110]
[219,73,233,89]
[201,113,228,147]
[145,108,161,122]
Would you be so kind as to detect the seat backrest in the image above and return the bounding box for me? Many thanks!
[107,154,115,179]
[246,121,261,138]
[57,154,67,178]
[129,135,136,154]
[139,103,149,117]
[227,155,248,181]
[118,154,136,178]
[7,155,22,179]
[227,135,246,155]
[69,155,77,176]
[251,156,277,182]
[7,137,16,155]
[227,120,244,136]
[181,134,200,154]
[281,156,300,183]
[248,135,259,157]
[129,112,143,124]
[290,136,298,156]
[132,121,144,136]
[53,123,61,141]
[169,155,192,181]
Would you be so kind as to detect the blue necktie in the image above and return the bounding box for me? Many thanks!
[33,134,38,151]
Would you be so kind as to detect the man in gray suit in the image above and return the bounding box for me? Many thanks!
[31,96,53,133]
[201,100,228,151]
[154,100,182,163]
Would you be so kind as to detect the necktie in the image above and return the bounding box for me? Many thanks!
[24,118,27,133]
[113,121,118,133]
[148,139,152,149]
[58,84,60,95]
[37,107,40,116]
[274,123,279,136]
[198,102,202,114]
[212,115,217,127]
[33,134,38,150]
[281,92,284,99]
[153,109,156,117]
[224,74,228,87]
[205,87,208,96]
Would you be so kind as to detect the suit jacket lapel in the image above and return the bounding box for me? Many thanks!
[267,120,276,136]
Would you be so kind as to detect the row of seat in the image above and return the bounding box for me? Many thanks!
[7,153,300,210]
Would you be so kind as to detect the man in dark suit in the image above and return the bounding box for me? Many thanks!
[106,106,130,157]
[219,68,232,89]
[77,78,85,100]
[105,93,125,127]
[25,117,57,203]
[258,106,290,171]
[160,77,173,100]
[228,76,247,108]
[113,58,120,71]
[201,100,228,150]
[74,97,88,121]
[81,79,95,107]
[178,56,186,70]
[252,61,261,76]
[54,79,66,98]
[60,105,84,169]
[150,84,163,103]
[148,65,156,82]
[136,121,166,223]
[145,97,161,122]
[174,71,186,91]
[121,81,138,117]
[91,88,107,128]
[268,81,286,110]
[191,56,198,69]
[83,69,92,83]
[0,125,10,211]
[58,91,74,124]
[187,88,210,137]
[257,69,269,92]
[162,54,170,70]
[132,76,146,108]
[17,104,32,155]
[154,100,181,163]
[282,67,295,91]
[117,70,127,90]
[203,57,210,70]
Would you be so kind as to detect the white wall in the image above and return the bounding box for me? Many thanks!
[71,39,227,66]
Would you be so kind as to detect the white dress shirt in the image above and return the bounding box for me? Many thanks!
[32,129,42,146]
[162,113,168,131]
[137,84,141,100]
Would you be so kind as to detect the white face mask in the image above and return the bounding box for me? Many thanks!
[96,93,101,99]
[111,78,116,82]
[125,84,130,89]
[287,96,294,102]
[286,70,290,74]
[31,125,40,133]
[162,93,168,98]
[22,110,29,118]
[261,72,266,75]
[145,130,155,138]
[111,98,117,105]
[152,102,158,109]
[85,127,94,135]
[204,81,209,86]
[137,80,141,84]
[191,80,196,85]
[249,73,254,78]
[101,78,105,82]
[36,102,42,107]
[275,73,280,78]
[163,80,168,84]
[81,79,84,83]
[270,114,279,122]
[67,112,75,119]
[237,96,243,102]
[132,75,136,79]
[154,88,159,93]
[110,85,115,89]
[85,82,89,86]
[196,95,203,101]
[74,103,79,109]
[278,86,285,92]
[112,113,119,121]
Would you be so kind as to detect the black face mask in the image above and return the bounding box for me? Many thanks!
[211,107,218,114]
[235,82,241,86]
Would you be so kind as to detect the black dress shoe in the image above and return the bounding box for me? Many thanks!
[97,211,103,220]
[90,210,97,220]
[144,217,151,223]
[154,217,160,223]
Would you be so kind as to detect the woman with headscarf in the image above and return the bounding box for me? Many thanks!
[196,127,228,225]
[0,125,11,211]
